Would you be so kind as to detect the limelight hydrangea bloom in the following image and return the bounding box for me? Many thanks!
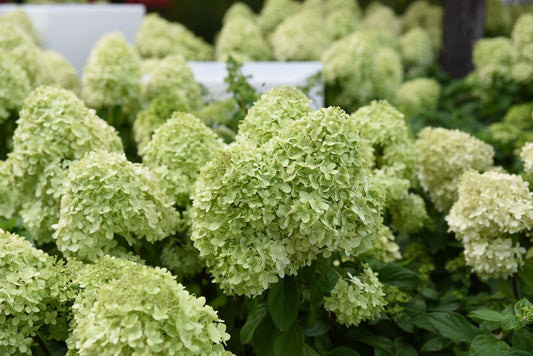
[350,101,417,202]
[143,55,202,110]
[521,142,533,174]
[366,225,401,263]
[215,14,272,62]
[38,50,80,94]
[69,256,231,355]
[270,7,332,61]
[390,193,429,235]
[324,265,386,326]
[133,92,191,156]
[143,112,224,207]
[257,0,301,34]
[53,150,180,261]
[512,14,533,83]
[136,13,213,60]
[446,170,533,242]
[161,240,205,279]
[463,237,526,280]
[0,23,41,86]
[401,0,442,53]
[362,3,400,36]
[324,0,362,41]
[0,229,57,355]
[8,86,123,242]
[488,102,533,154]
[416,128,494,212]
[399,27,434,79]
[0,55,31,124]
[395,78,441,117]
[471,37,513,86]
[0,160,19,219]
[192,106,384,296]
[222,2,256,24]
[0,9,39,44]
[322,31,403,111]
[236,86,312,146]
[81,32,142,115]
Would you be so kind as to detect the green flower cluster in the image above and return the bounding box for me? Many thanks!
[257,0,301,35]
[471,37,513,88]
[161,240,205,279]
[236,86,312,146]
[53,150,180,261]
[350,101,417,203]
[395,78,441,118]
[487,102,533,155]
[401,0,442,53]
[324,265,386,326]
[446,171,533,279]
[39,50,80,94]
[0,9,39,44]
[8,86,123,243]
[390,193,429,236]
[0,160,19,219]
[0,229,56,355]
[222,2,256,24]
[322,31,403,111]
[134,92,191,156]
[398,27,434,79]
[143,112,224,207]
[416,128,494,212]
[366,225,401,264]
[142,54,202,110]
[521,142,533,174]
[215,12,272,62]
[192,98,384,296]
[136,13,213,60]
[362,3,400,37]
[0,55,30,124]
[323,0,362,41]
[512,14,533,83]
[68,256,231,355]
[0,23,41,86]
[81,32,142,115]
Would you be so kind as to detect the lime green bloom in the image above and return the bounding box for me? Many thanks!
[395,78,441,117]
[0,23,41,86]
[362,3,400,37]
[0,9,39,44]
[136,13,213,60]
[472,37,513,86]
[512,14,533,84]
[0,55,31,124]
[38,50,80,94]
[257,0,301,34]
[401,0,442,53]
[521,142,533,174]
[399,27,434,79]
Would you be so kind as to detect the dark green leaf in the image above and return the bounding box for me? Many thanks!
[344,328,394,354]
[469,334,510,356]
[397,314,414,333]
[252,317,279,356]
[468,310,507,323]
[518,260,533,289]
[426,312,480,343]
[303,344,322,356]
[241,301,269,344]
[502,315,523,331]
[303,318,330,337]
[412,314,438,334]
[273,323,304,356]
[420,336,452,352]
[512,328,533,351]
[393,337,417,356]
[268,276,299,331]
[330,347,361,356]
[374,263,419,290]
[421,287,439,300]
[508,350,533,356]
[314,334,331,353]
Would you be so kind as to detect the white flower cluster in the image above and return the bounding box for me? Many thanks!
[324,264,386,326]
[446,170,533,279]
[521,142,533,174]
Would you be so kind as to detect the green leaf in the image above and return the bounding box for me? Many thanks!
[268,276,299,331]
[420,336,452,352]
[303,318,330,337]
[468,310,507,323]
[518,259,533,289]
[344,328,394,355]
[241,301,269,344]
[426,312,480,343]
[303,344,322,356]
[252,317,279,356]
[273,323,304,356]
[393,337,417,356]
[374,263,419,290]
[512,328,533,351]
[502,315,523,331]
[330,346,361,356]
[469,334,510,356]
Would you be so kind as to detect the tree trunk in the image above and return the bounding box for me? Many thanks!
[441,0,487,78]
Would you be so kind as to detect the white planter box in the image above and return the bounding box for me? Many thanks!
[189,61,324,109]
[0,4,145,76]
